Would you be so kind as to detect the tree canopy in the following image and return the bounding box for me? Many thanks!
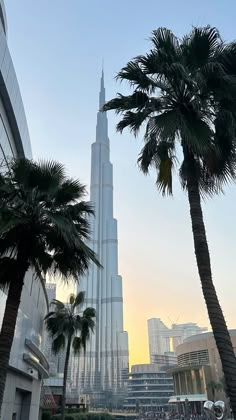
[103,26,236,196]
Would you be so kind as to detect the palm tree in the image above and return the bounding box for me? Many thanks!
[207,380,223,401]
[0,158,100,415]
[44,292,95,420]
[103,26,236,415]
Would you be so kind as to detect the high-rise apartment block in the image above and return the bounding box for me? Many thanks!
[148,318,207,365]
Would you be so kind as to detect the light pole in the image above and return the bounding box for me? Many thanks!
[185,398,189,419]
[145,383,148,414]
[177,397,180,418]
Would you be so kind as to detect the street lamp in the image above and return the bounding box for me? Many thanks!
[185,398,189,419]
[177,397,180,417]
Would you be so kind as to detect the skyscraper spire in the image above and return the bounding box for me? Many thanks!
[96,70,108,143]
[99,68,105,108]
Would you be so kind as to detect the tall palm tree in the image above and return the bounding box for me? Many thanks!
[0,158,100,415]
[44,292,95,420]
[103,26,236,414]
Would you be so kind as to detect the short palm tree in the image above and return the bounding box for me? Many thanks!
[103,26,236,414]
[207,380,223,401]
[45,292,95,420]
[0,158,100,415]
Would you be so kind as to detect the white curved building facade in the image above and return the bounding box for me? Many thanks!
[0,3,49,419]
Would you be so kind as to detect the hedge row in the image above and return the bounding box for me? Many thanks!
[51,413,114,420]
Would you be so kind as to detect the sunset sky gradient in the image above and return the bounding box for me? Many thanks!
[5,0,236,366]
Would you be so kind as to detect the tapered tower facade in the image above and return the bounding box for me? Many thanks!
[73,72,129,402]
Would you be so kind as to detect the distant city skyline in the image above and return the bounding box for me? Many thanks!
[5,0,236,367]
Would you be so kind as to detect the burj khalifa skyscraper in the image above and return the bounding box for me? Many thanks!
[74,71,129,401]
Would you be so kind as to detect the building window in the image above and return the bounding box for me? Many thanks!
[177,349,209,367]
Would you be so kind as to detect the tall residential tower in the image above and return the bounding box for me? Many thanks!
[148,318,207,365]
[73,72,129,401]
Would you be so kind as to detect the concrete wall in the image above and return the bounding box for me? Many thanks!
[2,370,41,420]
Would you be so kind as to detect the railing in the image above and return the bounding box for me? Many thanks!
[40,380,57,409]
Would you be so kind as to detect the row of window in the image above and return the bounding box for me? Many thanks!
[129,391,173,396]
[132,380,173,385]
[130,385,173,389]
[125,398,171,404]
[177,349,209,367]
[131,374,172,379]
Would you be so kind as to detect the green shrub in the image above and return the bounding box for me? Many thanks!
[76,414,113,420]
[52,413,114,420]
[42,411,51,420]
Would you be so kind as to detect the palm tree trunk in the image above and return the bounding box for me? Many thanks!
[186,168,236,417]
[0,262,28,417]
[61,335,72,420]
[212,386,215,402]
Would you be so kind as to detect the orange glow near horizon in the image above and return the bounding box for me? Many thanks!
[56,269,213,368]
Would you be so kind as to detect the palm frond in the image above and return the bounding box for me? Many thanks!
[45,313,65,337]
[44,311,56,321]
[102,91,150,114]
[154,142,176,195]
[138,137,157,174]
[73,291,86,308]
[181,26,221,70]
[151,27,179,60]
[68,201,94,218]
[54,179,87,205]
[136,51,167,78]
[52,334,66,355]
[83,307,96,320]
[217,42,236,76]
[156,158,174,195]
[72,336,82,354]
[50,299,65,310]
[68,294,76,305]
[50,240,101,283]
[180,115,214,156]
[116,110,151,135]
[116,61,156,92]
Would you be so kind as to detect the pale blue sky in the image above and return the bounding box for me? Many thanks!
[5,0,236,363]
